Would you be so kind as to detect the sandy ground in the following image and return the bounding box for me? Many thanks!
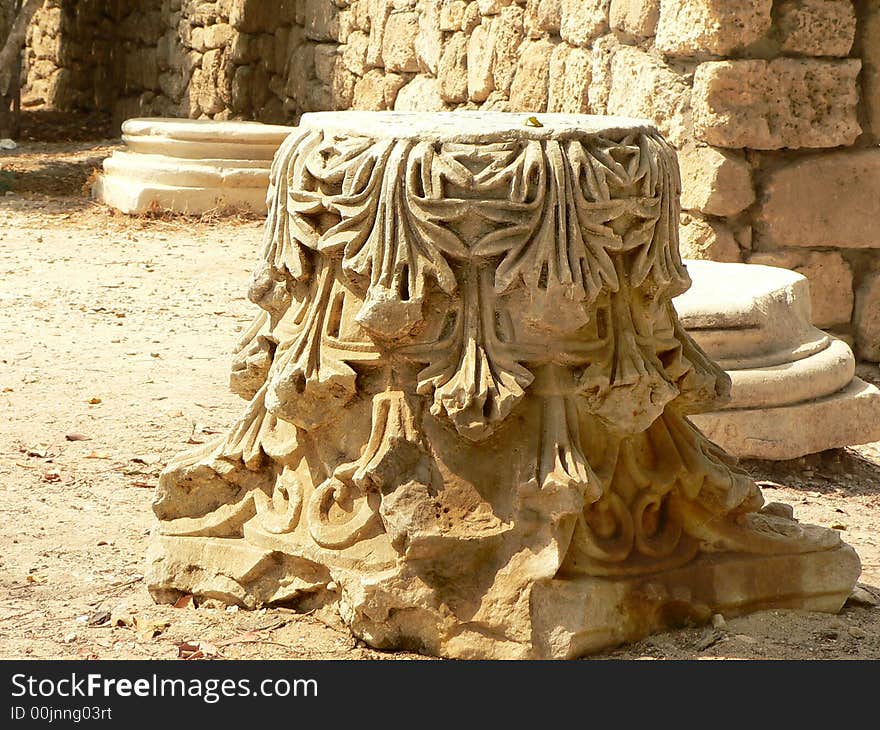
[1,140,879,661]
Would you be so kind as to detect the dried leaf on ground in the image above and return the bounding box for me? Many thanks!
[177,640,221,660]
[173,594,195,610]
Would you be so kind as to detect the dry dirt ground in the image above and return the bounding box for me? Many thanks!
[1,136,879,662]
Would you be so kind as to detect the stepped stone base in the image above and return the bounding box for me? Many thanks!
[674,260,880,460]
[92,118,295,215]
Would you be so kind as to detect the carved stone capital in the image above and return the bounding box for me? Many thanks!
[147,112,860,659]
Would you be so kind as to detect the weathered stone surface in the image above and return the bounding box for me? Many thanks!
[855,271,880,361]
[382,11,420,72]
[492,6,525,95]
[748,250,853,330]
[777,0,856,57]
[394,74,448,111]
[440,0,467,32]
[606,46,691,147]
[678,214,740,263]
[609,0,659,37]
[478,0,516,14]
[147,112,859,660]
[366,0,394,67]
[303,0,340,41]
[229,1,277,33]
[656,0,771,56]
[692,59,861,149]
[861,1,880,141]
[467,21,495,101]
[587,33,621,114]
[559,0,609,47]
[759,150,880,249]
[678,145,754,217]
[415,0,443,74]
[462,0,482,32]
[352,69,407,110]
[509,38,555,111]
[203,22,234,50]
[525,0,562,38]
[438,31,469,103]
[342,30,370,76]
[547,45,591,114]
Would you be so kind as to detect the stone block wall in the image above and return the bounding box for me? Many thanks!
[20,0,880,360]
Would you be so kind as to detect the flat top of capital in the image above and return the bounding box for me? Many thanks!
[298,111,660,143]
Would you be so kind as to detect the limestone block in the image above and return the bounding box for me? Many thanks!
[231,65,252,112]
[559,0,610,47]
[366,0,394,67]
[273,27,291,75]
[198,50,233,114]
[759,150,880,249]
[343,31,370,76]
[159,70,188,103]
[382,11,420,72]
[855,271,880,361]
[394,75,449,111]
[609,0,659,37]
[147,112,860,659]
[338,8,356,43]
[678,214,741,263]
[860,1,880,141]
[678,145,753,217]
[459,4,480,34]
[747,251,853,330]
[203,22,234,49]
[606,46,691,147]
[189,26,207,52]
[29,27,63,60]
[350,0,369,30]
[438,32,469,103]
[314,44,339,84]
[588,33,621,114]
[492,6,525,95]
[468,21,495,102]
[509,38,556,111]
[655,0,771,56]
[352,69,406,109]
[304,0,340,41]
[230,28,255,62]
[439,0,467,31]
[776,0,856,57]
[692,59,861,149]
[547,45,591,114]
[415,0,443,74]
[525,0,562,38]
[478,0,516,14]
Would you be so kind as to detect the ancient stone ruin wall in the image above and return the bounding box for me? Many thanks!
[19,0,880,360]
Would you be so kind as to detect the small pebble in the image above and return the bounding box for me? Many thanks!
[848,626,867,639]
[711,613,726,629]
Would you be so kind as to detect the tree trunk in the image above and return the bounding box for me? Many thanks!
[0,0,41,138]
[0,0,42,96]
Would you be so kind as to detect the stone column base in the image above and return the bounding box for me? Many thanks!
[147,533,859,659]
